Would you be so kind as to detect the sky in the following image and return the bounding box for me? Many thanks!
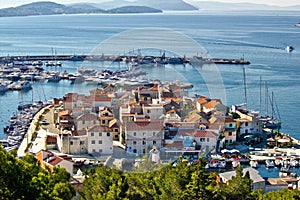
[0,0,299,9]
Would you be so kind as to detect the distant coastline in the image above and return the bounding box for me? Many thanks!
[0,2,163,18]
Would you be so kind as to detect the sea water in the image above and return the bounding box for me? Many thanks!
[0,12,299,143]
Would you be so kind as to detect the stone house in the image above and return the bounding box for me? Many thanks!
[125,120,164,154]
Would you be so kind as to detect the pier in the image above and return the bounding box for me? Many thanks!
[0,54,251,65]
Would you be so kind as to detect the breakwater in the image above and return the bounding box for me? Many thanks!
[0,54,251,65]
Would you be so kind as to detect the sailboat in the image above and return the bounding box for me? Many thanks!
[259,80,281,130]
[238,67,281,131]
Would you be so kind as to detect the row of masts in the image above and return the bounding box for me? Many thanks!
[243,67,280,121]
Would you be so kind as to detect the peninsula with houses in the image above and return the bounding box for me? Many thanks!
[1,76,297,193]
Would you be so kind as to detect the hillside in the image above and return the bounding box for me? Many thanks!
[94,0,198,11]
[108,6,162,14]
[0,1,105,17]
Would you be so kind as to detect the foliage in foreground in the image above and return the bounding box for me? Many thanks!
[79,157,300,200]
[2,146,300,200]
[0,147,75,200]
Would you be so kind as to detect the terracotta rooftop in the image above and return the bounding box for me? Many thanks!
[47,156,63,166]
[225,118,236,123]
[58,110,72,117]
[87,125,111,132]
[125,120,164,132]
[164,140,184,149]
[195,130,218,138]
[77,113,98,121]
[185,113,202,123]
[72,129,87,136]
[197,98,208,105]
[204,100,220,109]
[46,136,57,143]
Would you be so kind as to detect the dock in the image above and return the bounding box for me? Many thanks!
[0,54,251,65]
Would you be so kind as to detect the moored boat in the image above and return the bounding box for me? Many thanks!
[249,160,258,168]
[265,159,275,168]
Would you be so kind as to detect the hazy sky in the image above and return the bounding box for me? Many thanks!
[0,0,299,9]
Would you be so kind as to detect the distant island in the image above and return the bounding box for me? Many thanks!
[0,1,163,17]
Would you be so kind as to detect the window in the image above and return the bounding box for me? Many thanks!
[245,129,248,134]
[200,138,205,142]
[133,132,136,136]
[99,132,102,137]
[142,139,146,145]
[91,140,95,144]
[229,132,232,136]
[133,141,137,145]
[70,141,73,145]
[153,132,156,136]
[143,132,146,136]
[114,128,118,132]
[153,140,156,145]
[257,129,259,132]
[147,110,151,113]
[93,120,96,124]
[91,132,94,137]
[99,149,102,153]
[229,123,232,127]
[82,120,85,124]
[80,141,84,145]
[102,120,105,124]
[92,149,95,152]
[207,138,209,142]
[245,122,248,126]
[98,140,102,144]
[107,132,110,137]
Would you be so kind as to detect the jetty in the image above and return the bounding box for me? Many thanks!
[0,54,251,65]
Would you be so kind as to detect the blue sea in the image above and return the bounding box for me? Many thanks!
[0,12,299,159]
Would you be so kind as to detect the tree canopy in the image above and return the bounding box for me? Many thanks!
[0,147,75,200]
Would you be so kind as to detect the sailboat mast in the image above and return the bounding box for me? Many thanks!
[271,92,274,119]
[260,76,262,114]
[243,67,247,108]
[265,81,268,116]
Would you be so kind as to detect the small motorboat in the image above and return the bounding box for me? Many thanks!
[274,157,283,167]
[265,159,275,168]
[290,158,299,168]
[218,160,227,169]
[286,45,294,52]
[232,158,240,168]
[249,160,258,168]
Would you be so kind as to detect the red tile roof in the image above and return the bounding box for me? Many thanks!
[46,136,57,143]
[58,110,72,117]
[225,118,235,123]
[195,130,218,138]
[204,100,220,109]
[47,156,62,166]
[125,120,164,131]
